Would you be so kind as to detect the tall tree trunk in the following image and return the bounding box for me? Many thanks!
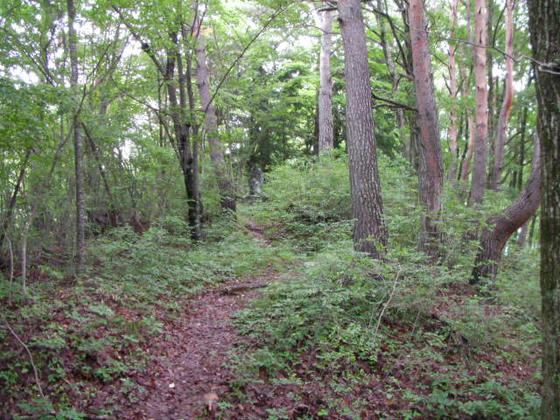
[486,0,495,170]
[337,0,387,258]
[409,0,444,255]
[314,4,334,153]
[375,0,407,160]
[471,135,541,284]
[469,0,489,205]
[194,18,236,212]
[67,0,85,273]
[516,106,528,190]
[185,51,202,240]
[166,30,201,240]
[528,1,560,417]
[490,0,515,190]
[448,0,460,182]
[460,0,476,183]
[395,0,420,170]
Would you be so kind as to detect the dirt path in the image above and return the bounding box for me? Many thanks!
[122,222,278,419]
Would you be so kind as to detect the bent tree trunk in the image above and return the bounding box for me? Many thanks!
[194,18,236,212]
[528,0,560,417]
[338,0,387,257]
[471,135,541,284]
[409,0,444,256]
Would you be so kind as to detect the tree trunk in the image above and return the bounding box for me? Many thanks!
[528,1,560,417]
[67,0,85,273]
[0,149,31,258]
[375,0,407,161]
[337,0,387,258]
[471,135,540,284]
[448,0,460,182]
[409,0,444,255]
[460,0,475,183]
[469,0,489,205]
[516,220,529,248]
[166,30,201,240]
[490,0,515,190]
[314,4,334,153]
[194,18,236,212]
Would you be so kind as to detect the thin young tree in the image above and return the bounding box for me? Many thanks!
[337,0,387,257]
[194,16,236,212]
[67,0,85,273]
[528,0,560,417]
[447,0,460,182]
[469,0,489,205]
[490,0,515,190]
[408,0,444,255]
[460,0,476,183]
[313,3,335,153]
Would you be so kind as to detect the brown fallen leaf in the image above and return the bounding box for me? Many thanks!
[204,392,219,411]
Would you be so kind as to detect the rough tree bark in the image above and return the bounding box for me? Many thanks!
[67,0,85,273]
[528,0,560,417]
[314,3,334,153]
[338,0,387,257]
[194,18,236,212]
[408,0,444,255]
[469,0,489,205]
[471,135,540,284]
[490,0,515,190]
[447,0,460,182]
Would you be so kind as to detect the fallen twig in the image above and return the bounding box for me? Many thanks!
[0,314,45,399]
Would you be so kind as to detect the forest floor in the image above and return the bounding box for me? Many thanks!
[0,199,542,419]
[121,270,283,419]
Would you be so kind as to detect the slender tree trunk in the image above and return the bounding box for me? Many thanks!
[185,52,202,240]
[67,0,85,273]
[375,0,407,159]
[486,0,495,170]
[409,0,444,255]
[460,0,476,183]
[490,0,515,190]
[517,106,528,190]
[82,124,118,226]
[448,0,460,182]
[528,212,537,248]
[194,18,236,212]
[471,135,541,284]
[338,0,387,258]
[166,30,201,240]
[0,149,31,258]
[314,4,334,153]
[528,1,560,417]
[469,0,489,205]
[517,219,529,247]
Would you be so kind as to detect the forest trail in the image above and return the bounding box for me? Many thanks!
[123,221,282,419]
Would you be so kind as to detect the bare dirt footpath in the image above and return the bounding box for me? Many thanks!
[120,222,279,419]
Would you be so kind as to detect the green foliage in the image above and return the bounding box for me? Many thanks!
[229,154,541,419]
